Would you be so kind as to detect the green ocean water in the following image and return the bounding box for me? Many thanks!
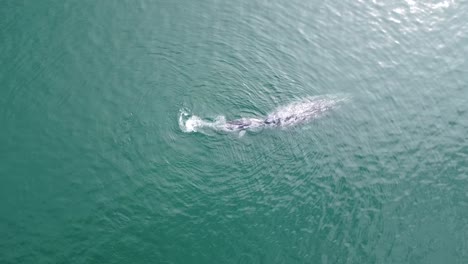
[1,0,468,263]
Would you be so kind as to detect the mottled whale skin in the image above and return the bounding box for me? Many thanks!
[224,97,340,131]
[179,95,348,134]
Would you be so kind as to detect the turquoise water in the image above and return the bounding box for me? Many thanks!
[1,0,468,263]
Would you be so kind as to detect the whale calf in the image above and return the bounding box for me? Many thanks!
[179,94,348,135]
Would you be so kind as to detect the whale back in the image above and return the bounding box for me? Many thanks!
[265,96,344,127]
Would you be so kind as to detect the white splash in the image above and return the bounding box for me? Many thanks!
[179,109,228,133]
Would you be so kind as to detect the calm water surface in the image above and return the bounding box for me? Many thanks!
[1,0,468,263]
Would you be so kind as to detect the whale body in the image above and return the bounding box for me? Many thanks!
[179,95,348,134]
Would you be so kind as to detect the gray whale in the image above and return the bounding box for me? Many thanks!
[180,95,348,134]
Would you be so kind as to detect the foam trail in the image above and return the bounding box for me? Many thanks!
[179,109,227,133]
